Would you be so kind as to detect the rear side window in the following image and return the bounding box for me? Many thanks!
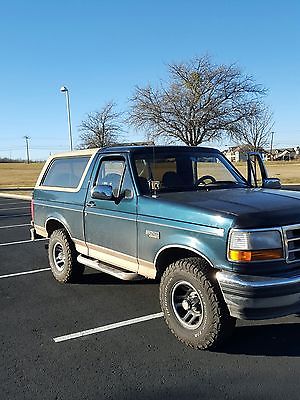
[42,156,90,188]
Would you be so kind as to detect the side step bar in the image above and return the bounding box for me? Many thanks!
[77,254,142,281]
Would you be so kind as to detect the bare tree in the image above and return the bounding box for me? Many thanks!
[230,103,274,151]
[128,56,266,146]
[79,101,122,148]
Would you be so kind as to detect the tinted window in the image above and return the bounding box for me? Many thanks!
[134,151,246,194]
[42,156,89,188]
[193,155,237,182]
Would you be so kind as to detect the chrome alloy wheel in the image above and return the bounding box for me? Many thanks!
[171,280,204,329]
[52,242,66,272]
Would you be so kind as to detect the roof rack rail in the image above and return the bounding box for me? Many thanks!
[110,141,155,147]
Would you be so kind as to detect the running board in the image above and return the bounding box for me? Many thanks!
[77,254,142,281]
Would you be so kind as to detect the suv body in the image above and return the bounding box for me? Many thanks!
[31,146,300,349]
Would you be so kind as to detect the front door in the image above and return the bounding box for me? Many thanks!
[84,155,138,272]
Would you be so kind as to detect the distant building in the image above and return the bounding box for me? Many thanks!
[224,145,300,162]
[224,145,266,163]
[267,147,300,161]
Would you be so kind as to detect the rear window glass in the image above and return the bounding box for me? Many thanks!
[42,156,90,188]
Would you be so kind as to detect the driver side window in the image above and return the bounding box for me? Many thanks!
[96,159,125,197]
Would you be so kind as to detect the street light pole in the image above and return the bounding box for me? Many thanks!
[60,86,73,151]
[24,135,30,164]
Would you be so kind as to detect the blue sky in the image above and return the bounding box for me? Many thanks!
[0,0,299,160]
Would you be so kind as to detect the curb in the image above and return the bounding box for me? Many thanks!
[0,193,31,200]
[0,187,34,191]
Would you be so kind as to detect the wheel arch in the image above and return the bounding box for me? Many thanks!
[154,244,216,278]
[45,217,72,238]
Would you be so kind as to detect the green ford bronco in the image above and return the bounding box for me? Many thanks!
[31,145,300,349]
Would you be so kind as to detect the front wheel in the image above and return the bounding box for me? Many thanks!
[48,229,84,283]
[159,257,236,350]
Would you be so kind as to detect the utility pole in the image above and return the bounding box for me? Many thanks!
[24,136,30,164]
[270,131,274,161]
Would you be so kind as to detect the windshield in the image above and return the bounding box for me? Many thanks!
[133,150,247,194]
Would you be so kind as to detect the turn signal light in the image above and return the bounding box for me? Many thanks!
[229,249,283,262]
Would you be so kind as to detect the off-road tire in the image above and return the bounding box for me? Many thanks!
[48,229,84,283]
[159,257,236,350]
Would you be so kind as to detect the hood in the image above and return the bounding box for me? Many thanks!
[144,188,300,229]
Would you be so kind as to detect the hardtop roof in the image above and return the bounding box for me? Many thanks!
[47,145,221,160]
[48,148,99,158]
[99,145,221,155]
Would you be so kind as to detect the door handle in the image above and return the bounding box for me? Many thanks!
[86,201,96,207]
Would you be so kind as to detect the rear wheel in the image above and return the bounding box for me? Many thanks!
[48,229,84,283]
[159,257,236,350]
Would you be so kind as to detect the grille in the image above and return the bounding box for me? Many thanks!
[283,224,300,263]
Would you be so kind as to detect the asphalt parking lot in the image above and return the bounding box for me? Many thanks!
[1,197,300,400]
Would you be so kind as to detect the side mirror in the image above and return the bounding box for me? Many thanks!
[91,185,114,200]
[262,178,281,189]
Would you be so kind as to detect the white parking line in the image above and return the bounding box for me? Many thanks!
[0,201,29,206]
[0,224,31,229]
[53,312,164,343]
[0,268,50,279]
[0,207,30,211]
[0,214,31,219]
[0,238,47,247]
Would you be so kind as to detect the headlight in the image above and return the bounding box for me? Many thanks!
[228,229,283,262]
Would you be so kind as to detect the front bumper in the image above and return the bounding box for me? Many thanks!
[216,270,300,320]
